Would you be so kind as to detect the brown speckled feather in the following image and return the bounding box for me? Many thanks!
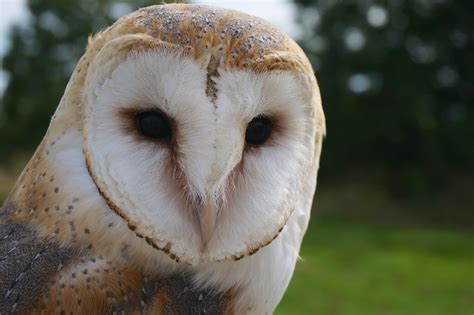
[0,216,234,314]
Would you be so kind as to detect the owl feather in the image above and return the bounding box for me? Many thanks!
[0,4,324,314]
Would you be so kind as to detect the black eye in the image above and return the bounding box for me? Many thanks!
[134,111,172,140]
[245,116,273,146]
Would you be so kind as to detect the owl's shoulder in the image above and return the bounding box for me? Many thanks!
[0,217,77,314]
[0,214,235,314]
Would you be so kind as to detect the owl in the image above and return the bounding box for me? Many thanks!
[0,4,325,314]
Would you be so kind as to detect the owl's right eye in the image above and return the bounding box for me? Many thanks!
[245,116,273,146]
[134,111,172,140]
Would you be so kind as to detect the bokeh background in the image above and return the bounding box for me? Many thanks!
[1,0,473,314]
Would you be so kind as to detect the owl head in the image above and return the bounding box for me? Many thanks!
[16,4,325,265]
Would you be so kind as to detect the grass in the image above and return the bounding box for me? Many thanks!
[276,219,474,315]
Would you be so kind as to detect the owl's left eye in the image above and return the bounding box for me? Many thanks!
[134,111,172,140]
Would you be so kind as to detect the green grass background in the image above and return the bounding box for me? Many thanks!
[276,219,473,315]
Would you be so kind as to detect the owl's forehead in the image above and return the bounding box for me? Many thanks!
[109,4,307,71]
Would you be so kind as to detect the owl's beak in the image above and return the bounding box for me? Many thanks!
[196,199,218,248]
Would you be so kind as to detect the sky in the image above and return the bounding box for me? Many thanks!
[0,0,300,96]
[0,0,30,56]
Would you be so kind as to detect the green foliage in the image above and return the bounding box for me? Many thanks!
[276,219,474,315]
[0,0,173,159]
[294,0,474,196]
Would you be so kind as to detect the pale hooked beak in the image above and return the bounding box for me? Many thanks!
[196,198,218,248]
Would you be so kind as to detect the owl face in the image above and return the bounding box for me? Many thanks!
[75,5,324,265]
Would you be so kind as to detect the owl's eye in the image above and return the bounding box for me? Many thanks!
[134,111,172,140]
[245,116,273,146]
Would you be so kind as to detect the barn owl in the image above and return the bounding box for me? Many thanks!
[0,4,325,314]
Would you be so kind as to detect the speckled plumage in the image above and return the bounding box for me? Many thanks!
[0,4,325,314]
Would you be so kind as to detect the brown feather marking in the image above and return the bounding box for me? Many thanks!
[144,286,167,314]
[143,273,236,315]
[27,257,143,314]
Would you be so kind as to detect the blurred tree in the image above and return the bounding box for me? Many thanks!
[0,0,178,160]
[294,0,474,197]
